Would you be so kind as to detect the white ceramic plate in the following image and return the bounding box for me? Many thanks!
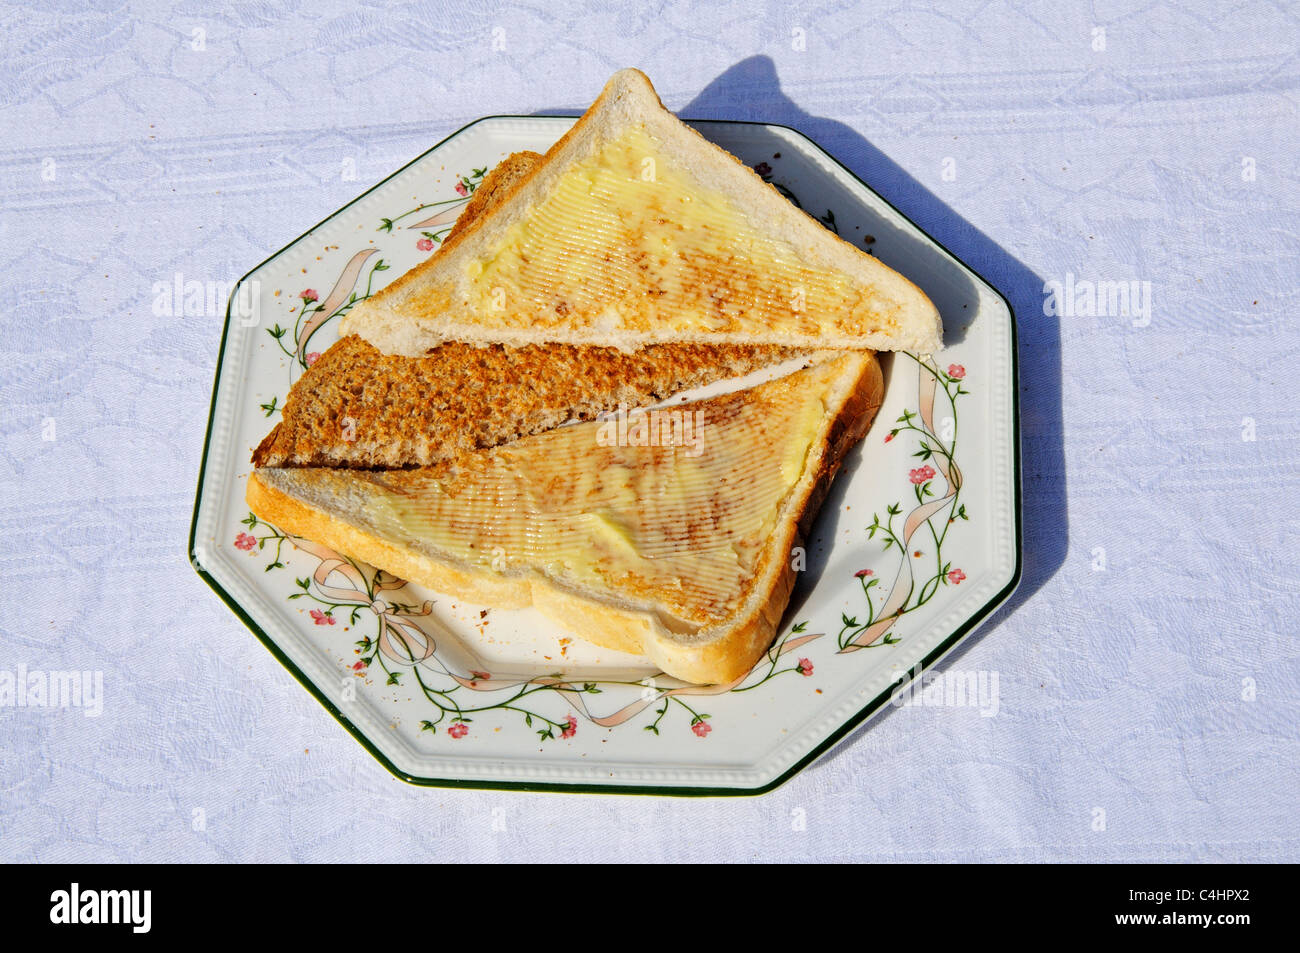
[190,116,1021,795]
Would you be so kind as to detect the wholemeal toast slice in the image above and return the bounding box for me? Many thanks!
[247,351,883,684]
[252,335,797,468]
[253,150,795,469]
[453,149,543,230]
[339,68,942,356]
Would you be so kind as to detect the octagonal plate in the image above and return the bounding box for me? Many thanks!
[190,115,1020,795]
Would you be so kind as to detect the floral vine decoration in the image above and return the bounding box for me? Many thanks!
[840,356,970,652]
[378,166,487,251]
[264,251,390,379]
[258,165,487,409]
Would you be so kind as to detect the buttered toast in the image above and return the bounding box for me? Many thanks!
[340,68,941,356]
[247,352,883,684]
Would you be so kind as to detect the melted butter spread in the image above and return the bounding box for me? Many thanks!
[356,363,837,628]
[464,126,887,338]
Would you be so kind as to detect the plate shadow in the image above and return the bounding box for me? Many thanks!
[533,57,1067,775]
[680,57,1067,773]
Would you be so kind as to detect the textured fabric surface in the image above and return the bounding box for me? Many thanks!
[2,1,1296,862]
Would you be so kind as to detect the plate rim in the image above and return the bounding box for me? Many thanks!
[188,113,1023,797]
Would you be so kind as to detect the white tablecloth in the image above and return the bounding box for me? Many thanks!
[3,0,1296,862]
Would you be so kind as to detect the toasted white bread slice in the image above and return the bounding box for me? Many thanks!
[246,352,883,684]
[340,68,941,356]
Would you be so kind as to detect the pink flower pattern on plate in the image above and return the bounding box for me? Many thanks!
[454,180,468,196]
[855,568,874,578]
[234,532,257,552]
[692,720,712,738]
[309,609,335,626]
[947,364,966,379]
[298,288,317,301]
[416,238,433,251]
[561,714,578,739]
[797,658,814,677]
[305,351,321,366]
[947,568,966,585]
[909,465,936,484]
[448,722,468,738]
